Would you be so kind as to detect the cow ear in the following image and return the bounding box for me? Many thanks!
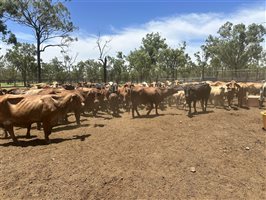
[235,83,241,88]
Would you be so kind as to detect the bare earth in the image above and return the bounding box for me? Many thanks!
[0,105,265,200]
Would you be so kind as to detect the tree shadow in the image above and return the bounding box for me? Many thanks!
[0,134,91,147]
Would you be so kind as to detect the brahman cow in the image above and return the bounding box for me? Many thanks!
[130,86,180,118]
[209,86,227,107]
[0,93,81,144]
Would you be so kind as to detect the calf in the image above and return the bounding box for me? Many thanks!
[184,83,211,115]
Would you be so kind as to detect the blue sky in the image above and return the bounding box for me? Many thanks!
[67,0,263,35]
[1,0,265,62]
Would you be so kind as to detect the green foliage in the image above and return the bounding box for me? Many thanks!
[205,21,266,77]
[2,0,76,82]
[42,57,68,83]
[108,52,129,83]
[5,42,36,86]
[0,0,17,44]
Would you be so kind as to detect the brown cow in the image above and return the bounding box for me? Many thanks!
[0,93,80,144]
[117,86,131,111]
[108,93,120,116]
[77,87,102,116]
[130,86,180,118]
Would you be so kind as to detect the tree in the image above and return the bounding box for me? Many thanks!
[42,57,67,83]
[0,1,17,44]
[127,49,150,82]
[5,42,36,86]
[61,49,78,83]
[194,45,210,81]
[127,32,168,82]
[2,0,76,82]
[141,32,168,81]
[72,61,85,83]
[159,42,189,80]
[205,22,266,78]
[96,33,111,83]
[108,52,128,83]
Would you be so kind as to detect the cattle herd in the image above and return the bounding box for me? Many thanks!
[0,80,264,145]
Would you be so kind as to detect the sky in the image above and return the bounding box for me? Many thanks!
[0,0,265,63]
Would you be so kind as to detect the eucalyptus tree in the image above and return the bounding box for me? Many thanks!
[194,45,210,81]
[127,49,150,82]
[2,0,76,82]
[96,34,111,83]
[159,42,189,80]
[72,61,86,83]
[205,22,266,78]
[0,0,16,44]
[127,32,168,82]
[82,59,102,82]
[141,32,168,81]
[108,52,129,83]
[5,42,36,86]
[42,57,67,83]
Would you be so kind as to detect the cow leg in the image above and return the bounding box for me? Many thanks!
[188,101,192,115]
[132,105,135,118]
[74,111,81,125]
[147,103,154,115]
[205,98,208,112]
[42,121,52,144]
[37,122,42,130]
[135,107,141,117]
[26,124,32,138]
[3,129,8,138]
[200,99,204,112]
[193,101,197,113]
[155,103,159,115]
[5,125,18,144]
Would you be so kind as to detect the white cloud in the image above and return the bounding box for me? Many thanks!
[1,4,265,63]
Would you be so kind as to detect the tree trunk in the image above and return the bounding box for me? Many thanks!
[37,36,41,83]
[103,57,107,83]
[201,65,205,81]
[22,70,27,87]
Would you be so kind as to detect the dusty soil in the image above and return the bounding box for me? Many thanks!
[0,105,265,200]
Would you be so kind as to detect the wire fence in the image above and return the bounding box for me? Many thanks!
[1,68,266,87]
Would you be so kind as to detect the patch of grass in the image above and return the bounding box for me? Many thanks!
[0,82,24,88]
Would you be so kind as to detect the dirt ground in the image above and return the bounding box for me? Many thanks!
[0,104,265,200]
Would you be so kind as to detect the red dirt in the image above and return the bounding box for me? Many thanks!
[0,106,265,199]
